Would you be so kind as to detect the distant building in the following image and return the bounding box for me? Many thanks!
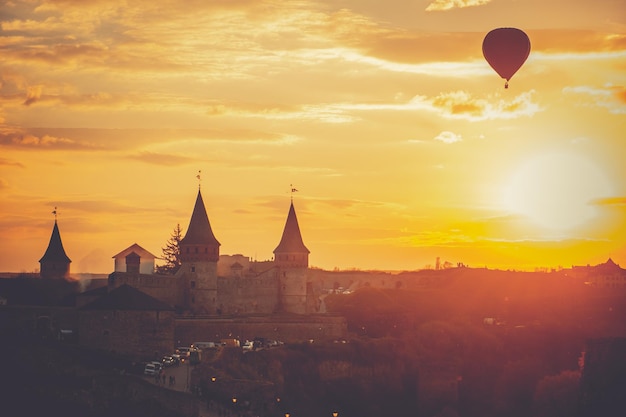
[112,243,157,275]
[572,258,626,289]
[39,219,72,279]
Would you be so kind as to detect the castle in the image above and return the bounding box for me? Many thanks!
[100,189,316,315]
[31,189,348,358]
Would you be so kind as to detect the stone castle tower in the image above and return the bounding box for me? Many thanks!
[177,189,221,314]
[39,218,72,279]
[274,200,310,314]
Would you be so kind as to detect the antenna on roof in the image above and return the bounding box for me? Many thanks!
[196,170,202,190]
[52,206,58,221]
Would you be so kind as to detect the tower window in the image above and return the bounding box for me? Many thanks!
[191,281,196,288]
[191,266,195,273]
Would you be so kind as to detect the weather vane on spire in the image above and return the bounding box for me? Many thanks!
[52,206,58,220]
[196,170,202,189]
[290,184,298,201]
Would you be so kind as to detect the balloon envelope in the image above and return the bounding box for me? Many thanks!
[482,28,530,87]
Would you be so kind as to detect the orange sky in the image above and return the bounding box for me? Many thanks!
[1,0,625,274]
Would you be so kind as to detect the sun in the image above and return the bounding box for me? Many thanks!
[502,150,613,233]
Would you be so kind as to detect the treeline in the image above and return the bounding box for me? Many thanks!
[192,271,625,417]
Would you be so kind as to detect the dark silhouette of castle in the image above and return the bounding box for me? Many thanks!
[107,189,314,315]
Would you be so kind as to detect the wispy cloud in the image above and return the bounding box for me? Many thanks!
[0,157,25,168]
[428,90,541,120]
[22,85,43,106]
[425,0,492,12]
[126,151,201,166]
[433,131,462,144]
[0,130,103,150]
[563,84,626,114]
[325,90,541,121]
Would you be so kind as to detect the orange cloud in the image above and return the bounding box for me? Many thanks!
[428,90,541,120]
[127,151,200,166]
[529,30,626,53]
[0,157,25,168]
[432,91,484,116]
[22,85,42,106]
[563,85,626,114]
[425,0,492,12]
[0,131,101,150]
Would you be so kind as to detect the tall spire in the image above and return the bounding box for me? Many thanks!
[180,189,220,263]
[274,201,309,256]
[39,212,71,279]
[181,190,220,246]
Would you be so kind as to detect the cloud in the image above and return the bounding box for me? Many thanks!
[55,199,160,215]
[0,178,9,190]
[127,151,200,166]
[432,91,484,116]
[563,84,626,114]
[425,0,492,12]
[433,131,462,144]
[426,90,541,120]
[306,90,540,123]
[23,85,43,106]
[0,130,102,150]
[0,157,25,168]
[530,30,626,54]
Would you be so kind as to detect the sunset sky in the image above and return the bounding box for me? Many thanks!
[1,0,625,274]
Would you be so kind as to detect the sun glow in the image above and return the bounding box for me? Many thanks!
[502,151,613,233]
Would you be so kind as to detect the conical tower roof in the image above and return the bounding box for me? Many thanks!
[39,220,72,263]
[274,201,309,254]
[180,190,220,246]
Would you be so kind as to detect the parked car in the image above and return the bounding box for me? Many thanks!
[192,341,217,350]
[171,353,182,365]
[150,361,163,372]
[144,363,158,376]
[161,355,174,367]
[176,346,191,357]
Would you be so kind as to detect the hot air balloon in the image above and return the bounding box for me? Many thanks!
[482,27,531,88]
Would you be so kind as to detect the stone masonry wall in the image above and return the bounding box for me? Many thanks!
[174,315,347,346]
[79,309,175,360]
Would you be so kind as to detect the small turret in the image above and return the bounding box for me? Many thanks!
[39,218,71,279]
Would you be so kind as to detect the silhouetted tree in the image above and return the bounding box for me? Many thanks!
[156,224,183,274]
